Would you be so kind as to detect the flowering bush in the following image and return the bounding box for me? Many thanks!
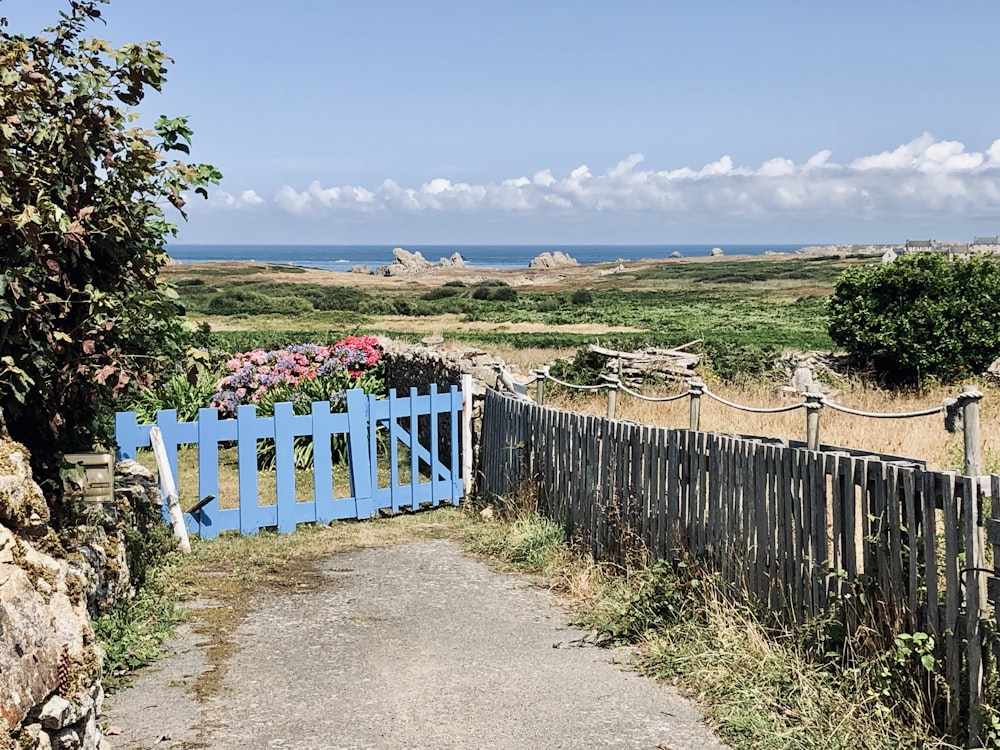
[211,337,384,418]
[210,336,384,469]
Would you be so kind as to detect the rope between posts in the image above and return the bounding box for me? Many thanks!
[701,387,808,414]
[819,398,944,419]
[540,372,607,392]
[616,381,689,402]
[537,370,949,420]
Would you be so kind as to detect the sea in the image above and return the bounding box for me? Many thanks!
[166,244,814,272]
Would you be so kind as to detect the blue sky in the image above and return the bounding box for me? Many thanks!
[5,0,1000,245]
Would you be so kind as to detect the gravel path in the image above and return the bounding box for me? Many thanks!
[104,540,729,750]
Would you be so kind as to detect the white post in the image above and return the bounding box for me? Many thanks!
[461,373,474,498]
[148,426,191,553]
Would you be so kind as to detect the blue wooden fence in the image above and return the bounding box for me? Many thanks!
[115,385,466,538]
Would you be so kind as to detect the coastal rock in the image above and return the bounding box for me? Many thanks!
[349,264,373,275]
[710,247,724,257]
[438,252,466,268]
[598,264,626,277]
[376,248,433,277]
[669,251,683,259]
[528,251,578,269]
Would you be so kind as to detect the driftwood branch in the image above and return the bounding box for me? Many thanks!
[586,343,701,384]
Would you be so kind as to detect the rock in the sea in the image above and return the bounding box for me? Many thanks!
[438,252,466,268]
[710,247,724,257]
[528,251,578,269]
[377,247,434,276]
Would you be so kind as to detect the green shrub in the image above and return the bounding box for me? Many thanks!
[126,374,217,423]
[302,286,370,311]
[421,287,464,301]
[548,347,606,389]
[570,289,593,305]
[700,341,779,383]
[579,560,697,643]
[828,253,1000,383]
[491,286,518,302]
[471,286,493,300]
[206,330,353,353]
[205,290,313,316]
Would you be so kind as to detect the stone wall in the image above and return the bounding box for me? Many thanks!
[1,428,163,750]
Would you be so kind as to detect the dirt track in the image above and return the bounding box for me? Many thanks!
[103,540,729,750]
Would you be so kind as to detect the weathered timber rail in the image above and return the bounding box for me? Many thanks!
[479,390,995,747]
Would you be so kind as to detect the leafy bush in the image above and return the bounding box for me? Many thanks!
[297,286,369,311]
[700,341,780,383]
[828,253,1000,383]
[212,338,383,417]
[471,286,493,301]
[570,289,593,305]
[128,373,218,424]
[0,2,220,488]
[421,287,464,301]
[548,347,607,390]
[580,560,698,643]
[492,286,518,302]
[205,290,313,316]
[206,330,355,353]
[211,338,385,468]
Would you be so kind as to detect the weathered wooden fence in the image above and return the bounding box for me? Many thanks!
[480,389,995,746]
[116,384,470,538]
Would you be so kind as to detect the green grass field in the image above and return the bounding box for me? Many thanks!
[169,254,877,354]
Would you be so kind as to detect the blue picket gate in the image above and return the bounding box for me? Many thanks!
[115,385,467,538]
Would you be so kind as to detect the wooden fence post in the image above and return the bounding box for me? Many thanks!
[959,385,984,477]
[148,426,191,553]
[688,378,704,431]
[805,385,823,451]
[462,373,474,497]
[600,375,619,420]
[535,366,548,406]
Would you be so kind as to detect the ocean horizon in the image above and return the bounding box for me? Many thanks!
[166,243,819,272]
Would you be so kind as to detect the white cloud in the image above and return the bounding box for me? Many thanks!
[204,134,1000,224]
[204,188,264,210]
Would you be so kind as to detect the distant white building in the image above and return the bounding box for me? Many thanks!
[881,248,898,263]
[972,236,1000,254]
[904,239,936,253]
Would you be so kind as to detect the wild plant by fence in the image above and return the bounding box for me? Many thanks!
[479,390,995,747]
[116,384,471,538]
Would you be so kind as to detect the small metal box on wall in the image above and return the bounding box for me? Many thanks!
[63,452,115,504]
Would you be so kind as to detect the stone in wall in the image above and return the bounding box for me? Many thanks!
[1,427,165,749]
[0,436,105,750]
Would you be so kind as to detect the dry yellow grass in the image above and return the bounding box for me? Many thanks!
[546,379,1000,472]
